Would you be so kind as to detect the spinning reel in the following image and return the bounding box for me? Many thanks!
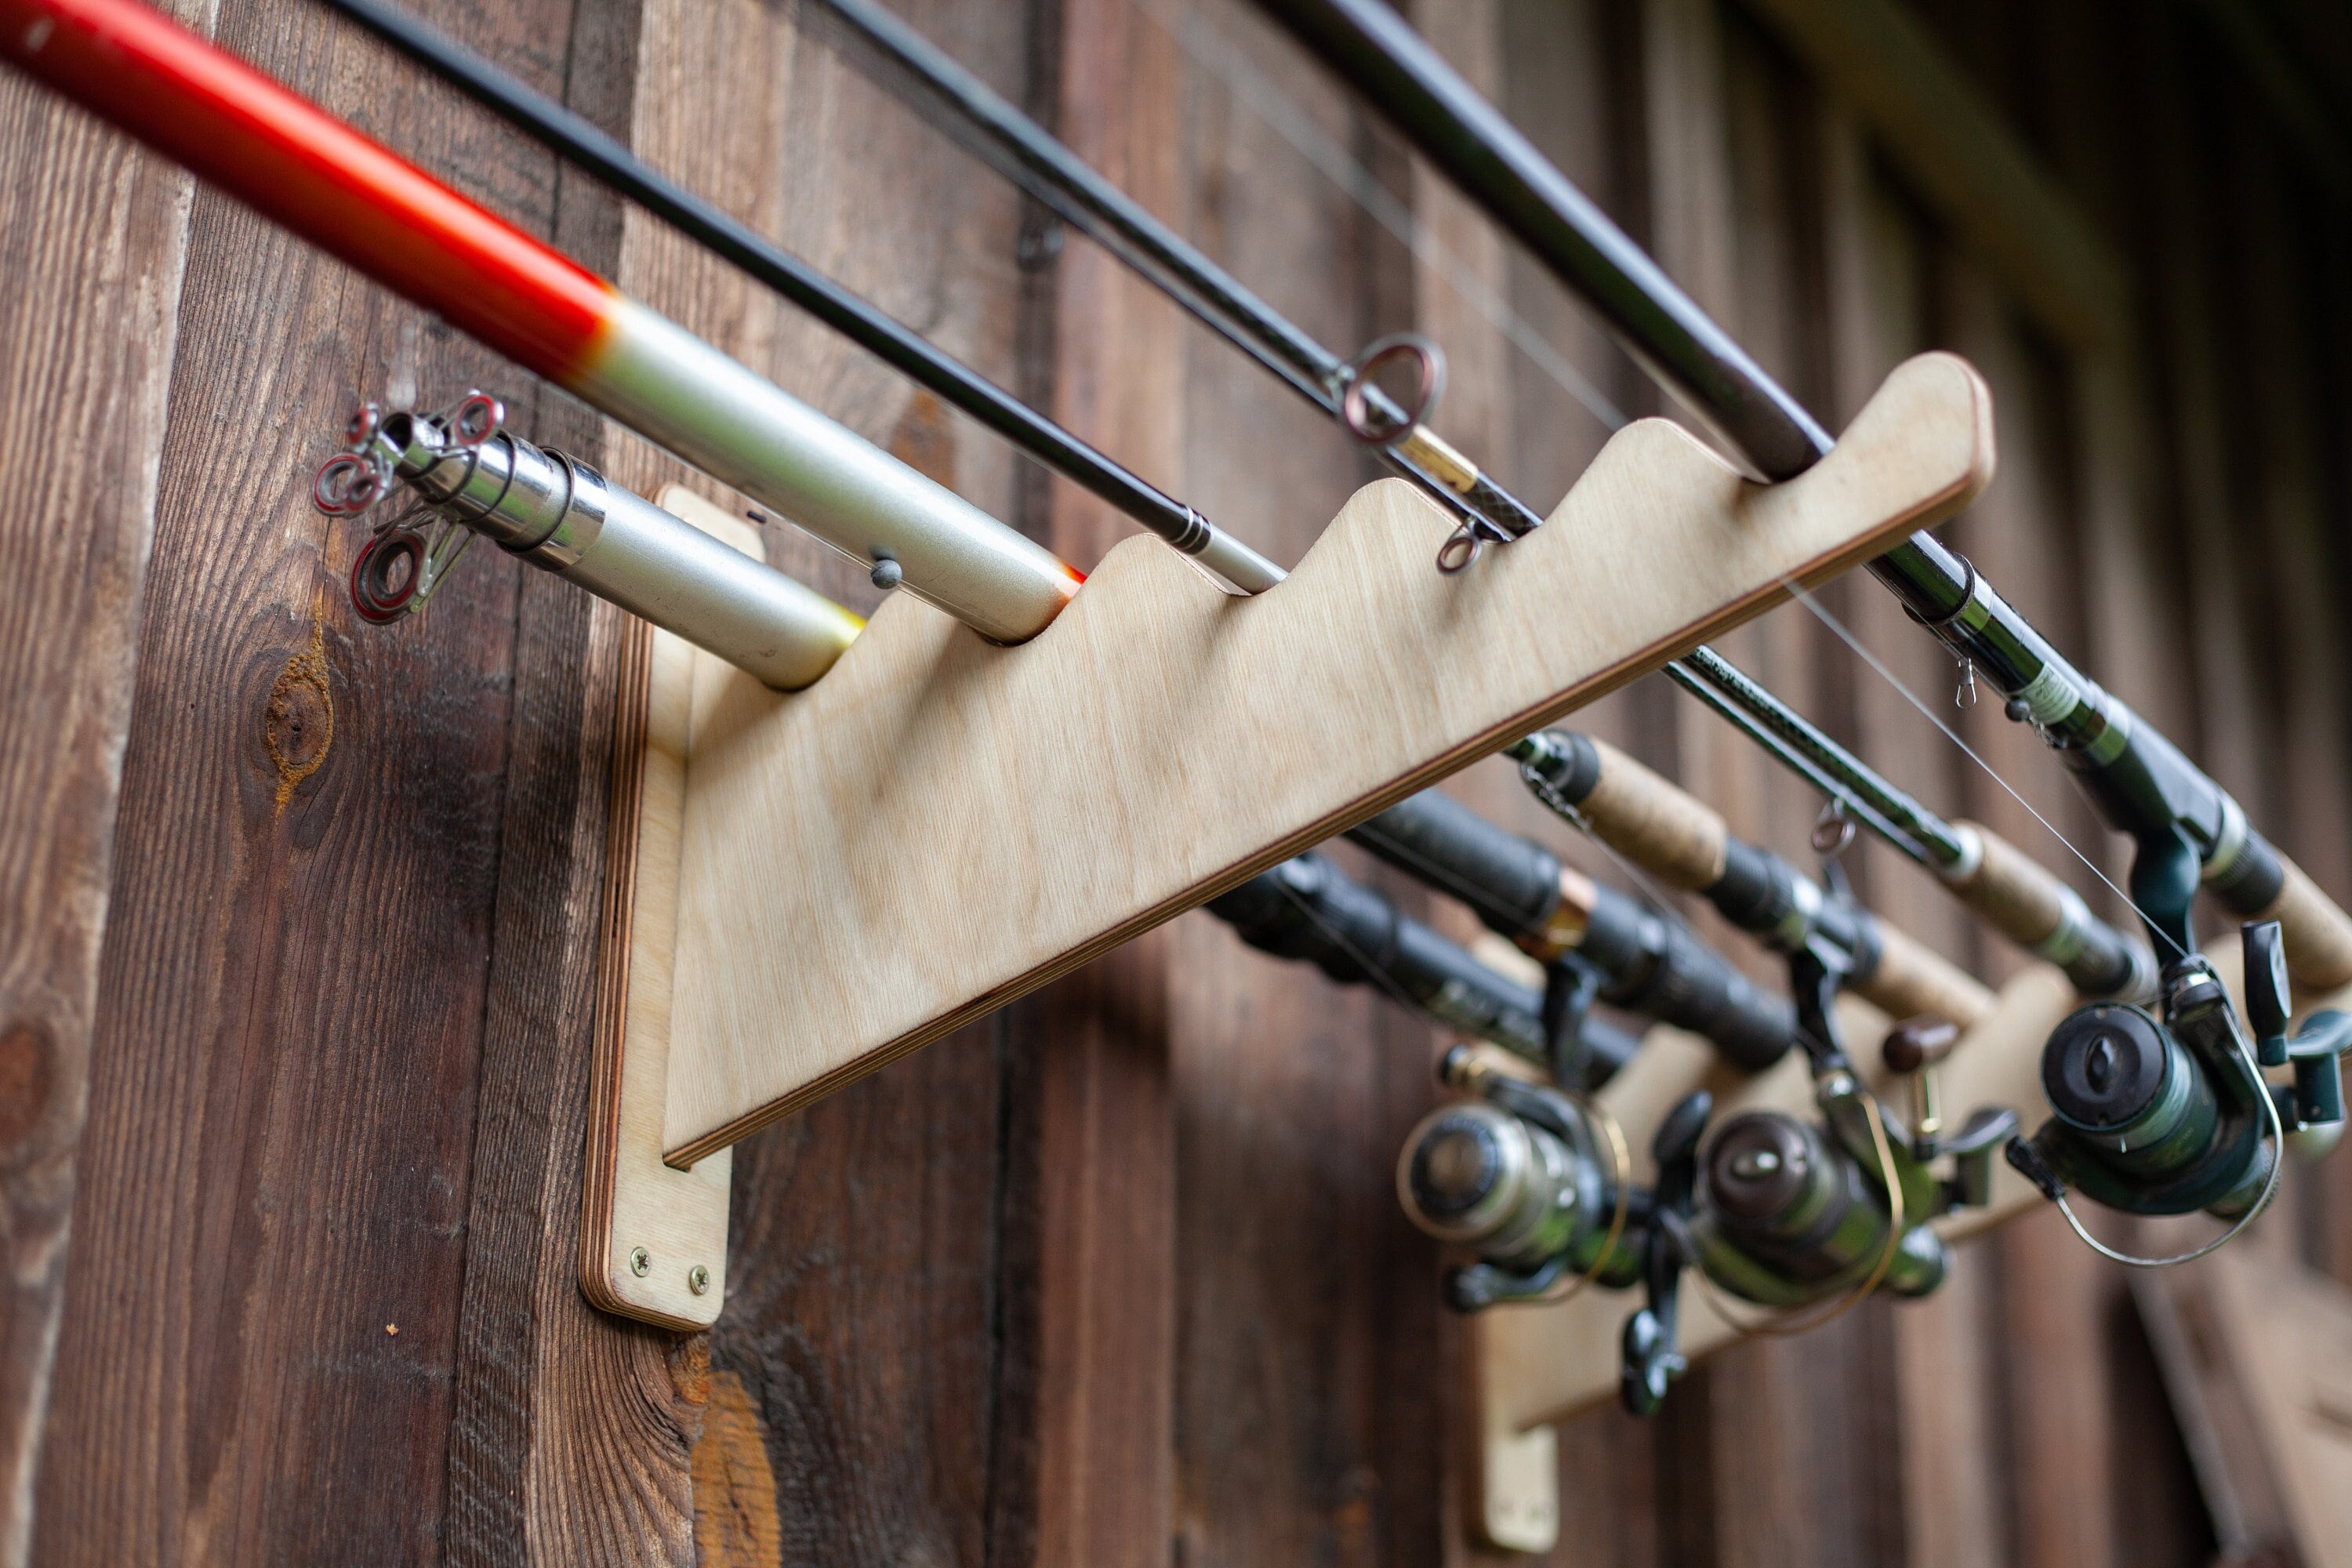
[1613,961,2012,1414]
[1396,1047,1642,1311]
[2006,920,2351,1262]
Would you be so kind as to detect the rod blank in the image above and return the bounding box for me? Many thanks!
[315,0,1284,595]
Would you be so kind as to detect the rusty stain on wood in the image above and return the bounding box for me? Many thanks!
[690,1369,781,1568]
[0,1024,53,1157]
[263,610,332,810]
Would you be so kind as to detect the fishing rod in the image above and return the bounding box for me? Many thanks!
[1509,731,1994,1033]
[1343,790,1795,1074]
[318,390,862,687]
[0,0,1087,645]
[1667,647,2156,1000]
[1253,0,2352,989]
[311,0,1282,596]
[807,0,1542,568]
[805,0,2138,1036]
[1206,851,1639,1091]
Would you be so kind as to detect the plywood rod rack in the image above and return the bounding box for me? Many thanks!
[577,350,1991,1330]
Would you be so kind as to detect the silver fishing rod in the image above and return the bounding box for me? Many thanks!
[1664,649,2154,999]
[314,392,860,690]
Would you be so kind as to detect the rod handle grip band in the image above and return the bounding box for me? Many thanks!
[1577,738,1729,891]
[1853,922,1994,1031]
[2252,855,2352,995]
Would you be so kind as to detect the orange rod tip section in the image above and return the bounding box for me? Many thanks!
[0,0,618,380]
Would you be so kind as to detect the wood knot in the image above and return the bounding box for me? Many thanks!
[265,619,334,808]
[0,1022,56,1154]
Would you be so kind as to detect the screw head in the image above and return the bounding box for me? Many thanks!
[688,1264,711,1296]
[629,1247,651,1277]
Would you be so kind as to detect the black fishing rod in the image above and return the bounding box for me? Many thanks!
[1668,647,2154,1000]
[1344,790,1795,1073]
[1207,851,1640,1090]
[796,0,2168,1010]
[1253,0,2352,981]
[808,0,1544,566]
[317,0,1284,593]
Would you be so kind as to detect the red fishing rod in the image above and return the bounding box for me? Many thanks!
[0,0,1104,642]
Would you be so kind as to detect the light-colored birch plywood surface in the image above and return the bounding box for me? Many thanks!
[659,351,1998,1163]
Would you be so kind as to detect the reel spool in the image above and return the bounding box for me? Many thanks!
[2007,920,2351,1262]
[1396,1049,1639,1312]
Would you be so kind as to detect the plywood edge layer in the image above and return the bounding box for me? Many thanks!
[662,351,1997,1163]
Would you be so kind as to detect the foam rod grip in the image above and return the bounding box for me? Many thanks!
[2256,855,2352,993]
[1579,738,1729,891]
[1854,922,1994,1030]
[1944,822,2068,950]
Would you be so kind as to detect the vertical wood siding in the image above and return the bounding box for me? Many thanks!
[0,0,2341,1562]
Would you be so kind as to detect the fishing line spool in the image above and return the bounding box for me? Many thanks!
[1398,1048,1639,1311]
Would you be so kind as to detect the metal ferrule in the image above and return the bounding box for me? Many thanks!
[2033,885,2095,967]
[1775,872,1823,953]
[2201,794,2252,884]
[387,413,572,551]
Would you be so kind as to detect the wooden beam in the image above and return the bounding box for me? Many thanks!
[1733,0,2132,351]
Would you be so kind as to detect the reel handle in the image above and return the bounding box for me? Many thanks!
[2245,920,2292,1067]
[1621,1091,1709,1417]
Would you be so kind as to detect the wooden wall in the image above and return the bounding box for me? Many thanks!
[3,0,2349,1562]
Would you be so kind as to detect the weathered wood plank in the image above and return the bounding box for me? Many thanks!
[1005,2,1186,1563]
[27,0,577,1556]
[434,0,710,1558]
[601,0,1047,1559]
[0,8,198,1558]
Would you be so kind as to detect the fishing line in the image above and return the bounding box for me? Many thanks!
[1123,0,1628,440]
[1144,0,2146,963]
[1770,573,2194,964]
[1139,0,2187,972]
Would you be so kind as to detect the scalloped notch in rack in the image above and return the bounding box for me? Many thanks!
[582,350,1994,1330]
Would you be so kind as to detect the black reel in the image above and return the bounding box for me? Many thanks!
[2008,920,2351,1224]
